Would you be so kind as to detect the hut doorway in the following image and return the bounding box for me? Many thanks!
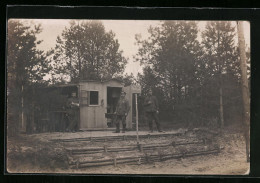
[106,87,122,127]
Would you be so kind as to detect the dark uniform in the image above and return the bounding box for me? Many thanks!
[66,96,79,132]
[115,94,130,133]
[144,95,162,132]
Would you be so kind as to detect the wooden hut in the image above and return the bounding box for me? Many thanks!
[79,79,141,130]
[27,79,141,132]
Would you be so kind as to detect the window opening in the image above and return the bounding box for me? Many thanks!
[89,91,99,105]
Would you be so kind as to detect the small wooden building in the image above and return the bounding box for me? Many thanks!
[23,79,141,132]
[78,79,141,130]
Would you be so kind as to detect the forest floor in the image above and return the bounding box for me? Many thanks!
[6,123,249,175]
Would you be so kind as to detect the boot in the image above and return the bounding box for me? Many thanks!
[155,121,164,132]
[157,126,162,132]
[158,128,164,133]
[114,123,120,133]
[122,124,126,133]
[157,126,164,132]
[149,122,153,133]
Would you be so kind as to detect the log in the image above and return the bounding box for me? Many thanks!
[52,131,187,142]
[69,148,220,168]
[67,140,204,156]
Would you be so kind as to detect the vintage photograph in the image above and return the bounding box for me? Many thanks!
[6,19,250,174]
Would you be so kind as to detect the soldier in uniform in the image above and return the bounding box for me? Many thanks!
[114,91,130,133]
[144,89,163,133]
[66,92,80,132]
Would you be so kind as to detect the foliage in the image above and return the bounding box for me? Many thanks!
[201,21,242,125]
[7,20,51,85]
[136,21,245,127]
[135,21,202,123]
[7,19,51,135]
[114,73,136,86]
[50,20,127,83]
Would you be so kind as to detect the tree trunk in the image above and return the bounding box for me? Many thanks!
[237,21,250,162]
[77,21,82,81]
[21,84,25,132]
[78,50,82,81]
[31,87,35,133]
[217,29,225,128]
[219,84,224,128]
[7,73,16,137]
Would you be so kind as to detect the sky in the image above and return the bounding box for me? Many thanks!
[26,19,250,77]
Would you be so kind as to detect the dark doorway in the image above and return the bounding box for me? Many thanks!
[106,87,122,127]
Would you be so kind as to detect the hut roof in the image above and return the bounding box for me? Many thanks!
[79,78,123,84]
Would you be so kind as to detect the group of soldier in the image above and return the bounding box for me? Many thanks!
[65,89,163,133]
[114,89,163,133]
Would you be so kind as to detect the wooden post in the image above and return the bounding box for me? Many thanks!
[21,84,25,132]
[138,157,141,165]
[135,94,139,144]
[76,159,80,169]
[237,21,250,162]
[113,158,117,167]
[34,145,37,165]
[104,145,108,153]
[138,144,143,153]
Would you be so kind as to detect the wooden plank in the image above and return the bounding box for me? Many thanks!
[66,140,204,156]
[69,148,220,168]
[52,131,187,142]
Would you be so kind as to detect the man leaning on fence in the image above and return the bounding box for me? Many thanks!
[144,89,163,133]
[114,91,130,133]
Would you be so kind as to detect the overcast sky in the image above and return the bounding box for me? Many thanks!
[28,19,250,77]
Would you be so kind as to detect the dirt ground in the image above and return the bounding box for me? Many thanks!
[6,124,249,175]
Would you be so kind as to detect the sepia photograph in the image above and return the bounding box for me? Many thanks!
[6,19,250,175]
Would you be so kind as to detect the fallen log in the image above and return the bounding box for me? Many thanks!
[52,131,187,143]
[66,140,204,155]
[69,147,220,169]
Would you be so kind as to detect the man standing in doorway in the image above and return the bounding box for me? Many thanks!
[114,91,130,133]
[144,89,163,133]
[66,92,80,132]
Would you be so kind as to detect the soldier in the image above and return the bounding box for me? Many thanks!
[114,91,130,133]
[66,92,80,132]
[144,89,163,133]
